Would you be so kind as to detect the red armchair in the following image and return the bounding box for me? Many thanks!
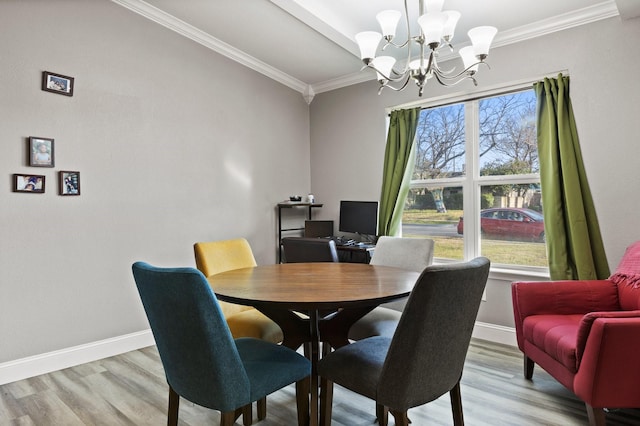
[512,241,640,426]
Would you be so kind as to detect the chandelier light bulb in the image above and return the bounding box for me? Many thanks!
[442,10,461,41]
[425,0,444,13]
[372,56,396,81]
[468,26,498,58]
[459,46,479,73]
[355,31,382,61]
[417,13,445,46]
[376,10,402,39]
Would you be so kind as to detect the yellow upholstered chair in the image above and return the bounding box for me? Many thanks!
[194,238,284,423]
[194,238,283,343]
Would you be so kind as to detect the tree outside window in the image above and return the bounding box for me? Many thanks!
[403,89,548,269]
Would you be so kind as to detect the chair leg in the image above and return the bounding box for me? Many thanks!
[524,355,534,379]
[168,386,180,426]
[319,376,333,426]
[242,404,252,426]
[322,342,332,356]
[257,397,267,420]
[586,404,607,426]
[449,380,464,426]
[390,410,409,426]
[376,404,389,426]
[297,378,311,426]
[220,411,236,426]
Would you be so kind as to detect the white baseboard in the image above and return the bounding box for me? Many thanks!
[473,321,517,347]
[0,330,155,386]
[0,322,515,386]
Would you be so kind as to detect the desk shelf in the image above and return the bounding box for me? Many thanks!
[277,201,323,263]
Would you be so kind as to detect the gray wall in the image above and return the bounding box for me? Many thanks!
[310,16,640,328]
[2,0,639,370]
[0,0,311,363]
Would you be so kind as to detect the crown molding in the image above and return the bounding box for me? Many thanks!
[308,1,620,95]
[112,0,619,98]
[110,0,308,93]
[492,1,619,47]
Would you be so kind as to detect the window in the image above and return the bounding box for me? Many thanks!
[402,88,548,270]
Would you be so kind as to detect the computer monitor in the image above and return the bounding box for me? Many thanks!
[304,220,334,238]
[339,201,378,236]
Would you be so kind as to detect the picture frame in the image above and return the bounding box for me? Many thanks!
[42,71,74,96]
[59,171,81,196]
[29,136,55,167]
[13,174,46,193]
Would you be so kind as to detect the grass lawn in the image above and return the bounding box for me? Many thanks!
[402,209,548,267]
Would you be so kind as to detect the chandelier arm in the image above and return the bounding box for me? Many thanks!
[365,63,410,83]
[382,39,411,50]
[378,74,413,94]
[431,57,456,75]
[432,71,478,87]
[391,0,416,76]
[432,72,461,87]
[435,61,490,80]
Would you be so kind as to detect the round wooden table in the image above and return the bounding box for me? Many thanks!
[208,262,420,426]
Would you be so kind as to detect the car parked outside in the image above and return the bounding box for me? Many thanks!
[457,207,545,242]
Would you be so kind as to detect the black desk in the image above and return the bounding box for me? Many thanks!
[336,243,375,263]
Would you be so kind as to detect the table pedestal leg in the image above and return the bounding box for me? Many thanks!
[309,309,319,426]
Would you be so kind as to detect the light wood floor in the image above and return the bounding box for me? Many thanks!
[1,339,639,425]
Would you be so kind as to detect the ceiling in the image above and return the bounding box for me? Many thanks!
[113,0,639,99]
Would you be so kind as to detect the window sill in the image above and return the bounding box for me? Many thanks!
[488,266,550,282]
[434,258,550,282]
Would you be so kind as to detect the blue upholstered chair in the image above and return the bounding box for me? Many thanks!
[318,257,490,426]
[194,238,283,422]
[132,262,311,426]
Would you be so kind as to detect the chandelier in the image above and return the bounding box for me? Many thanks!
[355,0,497,97]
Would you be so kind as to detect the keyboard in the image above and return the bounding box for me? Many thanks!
[327,236,356,246]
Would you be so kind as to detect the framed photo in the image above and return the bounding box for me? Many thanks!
[42,71,74,96]
[29,136,55,167]
[13,174,45,193]
[59,171,80,196]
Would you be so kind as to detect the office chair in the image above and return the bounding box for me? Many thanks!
[281,237,339,263]
[131,262,311,426]
[318,257,490,426]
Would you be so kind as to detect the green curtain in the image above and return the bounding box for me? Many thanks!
[535,74,609,280]
[378,107,421,236]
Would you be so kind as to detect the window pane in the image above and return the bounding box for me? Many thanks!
[402,187,463,260]
[414,103,466,180]
[479,91,538,176]
[479,184,548,267]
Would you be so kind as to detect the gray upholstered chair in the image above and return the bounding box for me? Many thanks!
[348,237,434,340]
[318,257,490,426]
[281,237,339,263]
[132,262,311,426]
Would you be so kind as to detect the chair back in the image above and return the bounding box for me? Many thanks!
[377,257,490,410]
[281,237,339,263]
[194,238,257,277]
[132,262,250,412]
[370,237,435,311]
[370,237,434,272]
[610,241,640,310]
[194,238,257,317]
